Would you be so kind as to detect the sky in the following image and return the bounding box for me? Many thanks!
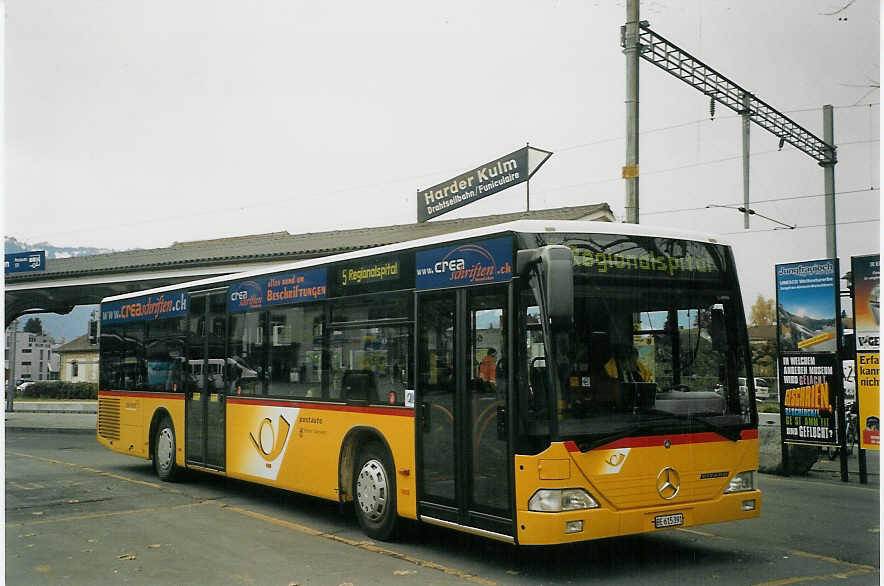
[4,0,881,314]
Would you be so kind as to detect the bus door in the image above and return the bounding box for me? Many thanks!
[416,285,512,540]
[185,290,227,470]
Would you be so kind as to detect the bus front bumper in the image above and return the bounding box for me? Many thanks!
[516,490,762,545]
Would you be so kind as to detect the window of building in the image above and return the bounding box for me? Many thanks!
[22,348,32,354]
[72,361,79,378]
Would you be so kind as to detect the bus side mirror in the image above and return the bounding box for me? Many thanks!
[516,245,574,332]
[543,246,574,332]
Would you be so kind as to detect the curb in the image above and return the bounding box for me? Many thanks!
[5,426,95,435]
[10,409,97,414]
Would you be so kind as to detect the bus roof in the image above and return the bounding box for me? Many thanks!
[101,219,730,303]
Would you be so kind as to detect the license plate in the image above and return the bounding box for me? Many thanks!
[654,513,684,528]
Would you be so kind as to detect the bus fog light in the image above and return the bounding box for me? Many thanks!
[742,499,756,511]
[724,471,756,493]
[565,520,584,534]
[529,489,599,512]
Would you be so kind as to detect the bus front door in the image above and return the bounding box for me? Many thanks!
[417,286,512,540]
[185,290,227,471]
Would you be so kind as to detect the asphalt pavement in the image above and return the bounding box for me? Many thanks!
[4,402,879,486]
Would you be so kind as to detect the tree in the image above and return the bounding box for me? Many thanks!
[749,295,775,327]
[23,318,43,335]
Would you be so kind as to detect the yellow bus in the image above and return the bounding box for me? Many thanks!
[96,220,761,544]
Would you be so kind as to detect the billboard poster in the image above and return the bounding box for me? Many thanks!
[779,352,838,446]
[852,254,880,450]
[5,250,46,273]
[229,268,327,313]
[775,259,839,353]
[852,255,880,351]
[417,146,552,222]
[416,237,513,291]
[856,352,880,449]
[101,292,189,324]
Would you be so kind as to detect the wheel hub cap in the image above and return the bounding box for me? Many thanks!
[157,429,174,472]
[356,459,387,521]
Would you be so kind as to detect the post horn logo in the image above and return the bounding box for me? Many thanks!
[605,453,626,467]
[656,467,680,500]
[249,415,291,462]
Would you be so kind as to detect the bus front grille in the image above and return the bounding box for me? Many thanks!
[98,397,121,440]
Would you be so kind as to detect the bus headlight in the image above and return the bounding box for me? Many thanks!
[724,471,756,493]
[528,488,600,512]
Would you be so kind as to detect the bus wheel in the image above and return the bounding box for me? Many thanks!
[353,442,397,540]
[154,417,179,482]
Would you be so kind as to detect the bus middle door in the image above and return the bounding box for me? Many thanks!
[185,290,227,471]
[416,285,512,541]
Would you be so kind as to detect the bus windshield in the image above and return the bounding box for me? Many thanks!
[519,232,753,446]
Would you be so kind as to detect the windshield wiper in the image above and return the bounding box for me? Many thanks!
[570,412,742,452]
[686,414,742,442]
[578,425,644,452]
[575,414,675,451]
[637,408,741,442]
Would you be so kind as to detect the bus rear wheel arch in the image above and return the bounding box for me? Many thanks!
[353,441,398,540]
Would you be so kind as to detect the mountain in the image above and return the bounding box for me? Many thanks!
[4,236,116,258]
[6,237,117,342]
[17,306,98,344]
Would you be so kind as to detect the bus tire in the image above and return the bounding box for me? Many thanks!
[154,416,179,482]
[353,442,397,540]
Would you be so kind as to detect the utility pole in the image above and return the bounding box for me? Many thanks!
[623,0,640,224]
[822,104,837,259]
[6,319,18,412]
[741,93,751,229]
[626,23,837,235]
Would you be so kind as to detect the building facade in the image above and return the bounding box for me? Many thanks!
[5,329,58,383]
[56,334,99,383]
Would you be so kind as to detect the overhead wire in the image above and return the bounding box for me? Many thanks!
[641,186,879,216]
[722,218,879,235]
[26,103,879,242]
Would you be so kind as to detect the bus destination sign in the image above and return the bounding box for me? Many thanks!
[561,235,725,281]
[338,258,400,288]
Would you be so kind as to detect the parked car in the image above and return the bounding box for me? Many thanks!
[738,377,770,401]
[15,381,35,393]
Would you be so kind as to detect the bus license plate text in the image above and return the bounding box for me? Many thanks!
[654,513,684,528]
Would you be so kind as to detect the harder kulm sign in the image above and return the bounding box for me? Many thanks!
[417,146,552,222]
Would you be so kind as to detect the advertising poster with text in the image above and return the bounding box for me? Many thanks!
[779,352,838,446]
[852,254,880,450]
[775,259,839,353]
[416,237,513,290]
[228,268,327,313]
